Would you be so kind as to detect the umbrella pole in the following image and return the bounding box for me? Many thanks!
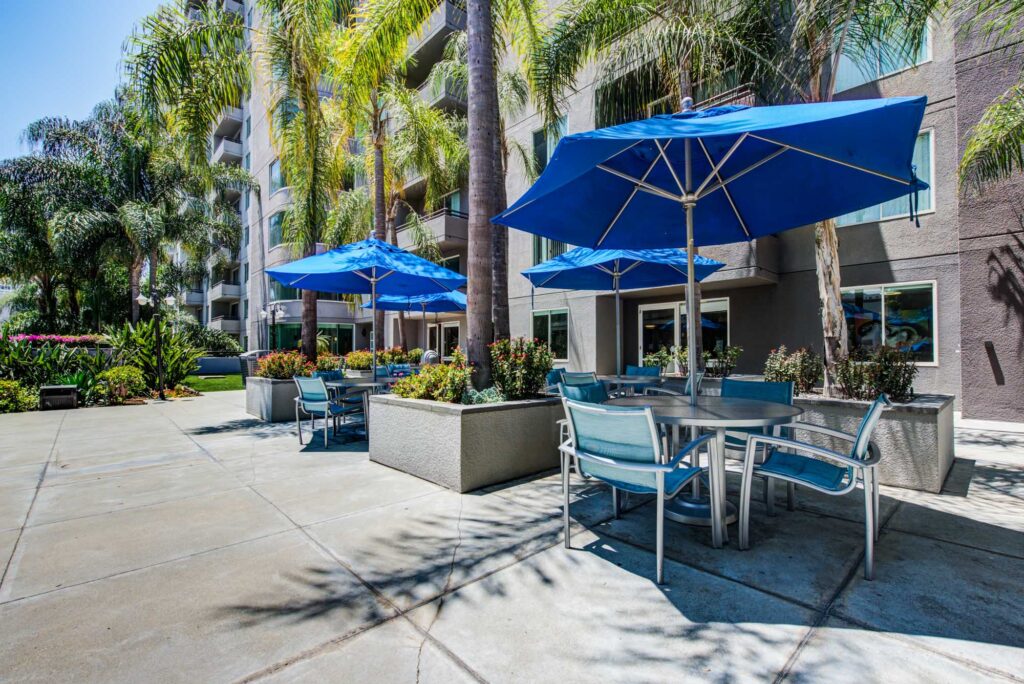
[614,273,622,378]
[421,303,427,351]
[684,139,698,407]
[371,278,377,382]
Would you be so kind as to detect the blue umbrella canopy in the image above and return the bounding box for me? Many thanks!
[522,247,724,290]
[493,97,928,249]
[523,247,725,375]
[265,238,466,295]
[493,97,928,416]
[361,290,467,313]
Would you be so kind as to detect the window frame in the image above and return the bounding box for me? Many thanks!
[836,129,935,228]
[637,297,730,371]
[531,307,570,361]
[841,279,939,366]
[269,159,286,195]
[834,22,933,94]
[427,321,461,361]
[267,211,285,248]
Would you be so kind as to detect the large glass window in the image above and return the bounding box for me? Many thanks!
[638,298,730,370]
[269,159,286,193]
[836,131,932,227]
[834,24,931,93]
[442,323,460,360]
[268,212,285,248]
[531,117,569,264]
[679,299,730,355]
[533,308,569,359]
[640,306,676,360]
[269,279,298,301]
[842,282,936,363]
[440,254,461,275]
[273,323,354,354]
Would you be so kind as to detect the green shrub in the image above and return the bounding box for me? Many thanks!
[407,347,424,364]
[179,323,242,354]
[763,346,823,394]
[378,347,408,366]
[255,351,315,380]
[315,354,342,371]
[106,320,202,390]
[835,346,917,402]
[96,366,147,405]
[683,345,744,378]
[0,379,36,413]
[0,332,121,401]
[644,346,674,370]
[391,350,472,403]
[344,349,373,370]
[463,386,506,404]
[489,337,554,400]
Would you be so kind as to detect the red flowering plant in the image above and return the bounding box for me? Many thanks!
[6,334,106,347]
[254,351,315,380]
[489,337,554,400]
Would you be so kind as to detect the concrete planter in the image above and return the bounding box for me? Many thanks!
[245,377,298,423]
[368,394,563,493]
[792,394,955,493]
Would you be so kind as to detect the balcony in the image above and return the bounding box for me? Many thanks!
[208,316,241,334]
[213,245,241,264]
[418,76,466,111]
[396,207,468,251]
[184,289,205,307]
[219,0,243,15]
[211,137,243,165]
[700,236,779,289]
[209,281,242,302]
[407,1,466,82]
[213,106,243,138]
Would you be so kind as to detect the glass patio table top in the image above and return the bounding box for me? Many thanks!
[605,395,803,548]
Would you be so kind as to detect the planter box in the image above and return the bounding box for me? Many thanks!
[245,377,298,423]
[793,394,955,493]
[369,394,563,492]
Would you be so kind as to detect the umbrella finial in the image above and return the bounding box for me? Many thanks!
[681,96,694,112]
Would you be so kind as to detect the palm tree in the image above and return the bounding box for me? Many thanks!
[957,0,1024,188]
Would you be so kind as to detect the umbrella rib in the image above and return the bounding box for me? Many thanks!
[698,139,751,240]
[594,142,672,247]
[596,164,683,202]
[698,146,789,199]
[694,133,748,196]
[747,134,913,185]
[654,139,685,196]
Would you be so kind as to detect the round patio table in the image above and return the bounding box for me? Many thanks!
[604,395,802,548]
[596,374,663,396]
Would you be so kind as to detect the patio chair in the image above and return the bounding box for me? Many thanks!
[560,398,711,584]
[386,363,415,378]
[738,394,890,580]
[293,376,364,447]
[720,378,796,512]
[546,368,567,388]
[623,364,661,394]
[644,371,704,397]
[562,371,598,386]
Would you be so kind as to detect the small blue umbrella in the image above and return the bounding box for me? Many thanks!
[522,247,724,375]
[361,291,467,353]
[267,238,466,378]
[494,97,928,403]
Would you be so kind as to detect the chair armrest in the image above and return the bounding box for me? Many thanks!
[747,433,880,468]
[666,433,713,469]
[782,422,858,443]
[645,386,682,396]
[559,443,674,473]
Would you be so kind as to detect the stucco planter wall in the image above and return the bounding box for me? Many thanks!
[792,394,955,493]
[245,377,298,423]
[368,395,563,492]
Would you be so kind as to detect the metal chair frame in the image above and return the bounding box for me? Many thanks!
[293,377,366,447]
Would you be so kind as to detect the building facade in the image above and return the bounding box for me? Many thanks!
[223,2,1021,421]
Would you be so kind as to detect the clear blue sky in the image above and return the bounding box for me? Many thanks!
[0,0,163,160]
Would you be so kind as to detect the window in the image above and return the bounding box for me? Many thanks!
[842,281,936,363]
[440,254,461,274]
[244,115,251,138]
[530,118,570,264]
[269,279,298,301]
[243,299,249,320]
[246,6,254,27]
[243,225,249,246]
[533,308,569,360]
[242,190,249,211]
[269,159,286,193]
[428,322,460,359]
[836,131,932,227]
[243,263,249,282]
[834,23,931,93]
[442,190,462,214]
[243,152,250,170]
[533,237,568,265]
[268,212,285,248]
[638,298,730,370]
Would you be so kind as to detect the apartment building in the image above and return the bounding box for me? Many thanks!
[224,2,1020,420]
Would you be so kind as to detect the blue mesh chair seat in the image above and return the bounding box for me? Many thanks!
[738,395,891,580]
[562,371,598,386]
[560,398,711,584]
[623,364,661,394]
[294,376,364,447]
[559,381,609,404]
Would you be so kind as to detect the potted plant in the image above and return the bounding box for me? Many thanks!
[245,351,314,422]
[368,341,564,492]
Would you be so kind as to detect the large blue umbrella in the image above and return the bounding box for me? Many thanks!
[494,97,928,401]
[522,247,724,375]
[267,238,466,378]
[361,291,467,353]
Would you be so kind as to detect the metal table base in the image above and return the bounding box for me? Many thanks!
[665,496,738,527]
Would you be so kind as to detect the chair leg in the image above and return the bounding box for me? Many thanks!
[656,475,665,584]
[863,468,875,580]
[872,468,881,541]
[787,482,797,511]
[296,404,304,445]
[765,478,776,517]
[323,414,329,448]
[562,452,571,549]
[612,487,620,519]
[739,451,756,551]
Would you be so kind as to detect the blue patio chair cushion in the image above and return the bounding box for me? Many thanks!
[559,381,609,404]
[566,402,660,490]
[546,368,566,386]
[721,379,795,450]
[562,372,597,386]
[626,364,661,377]
[758,449,851,491]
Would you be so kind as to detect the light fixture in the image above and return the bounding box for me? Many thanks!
[136,294,151,307]
[163,295,177,307]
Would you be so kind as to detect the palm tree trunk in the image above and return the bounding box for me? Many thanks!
[130,254,144,323]
[67,283,80,321]
[491,115,510,340]
[372,108,387,354]
[467,0,497,387]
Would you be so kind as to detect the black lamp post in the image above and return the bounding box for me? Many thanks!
[260,303,285,351]
[137,293,177,400]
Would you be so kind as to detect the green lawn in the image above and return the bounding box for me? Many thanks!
[183,374,244,392]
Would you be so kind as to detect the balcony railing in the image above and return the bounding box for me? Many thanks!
[398,206,468,231]
[211,137,243,165]
[408,1,466,56]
